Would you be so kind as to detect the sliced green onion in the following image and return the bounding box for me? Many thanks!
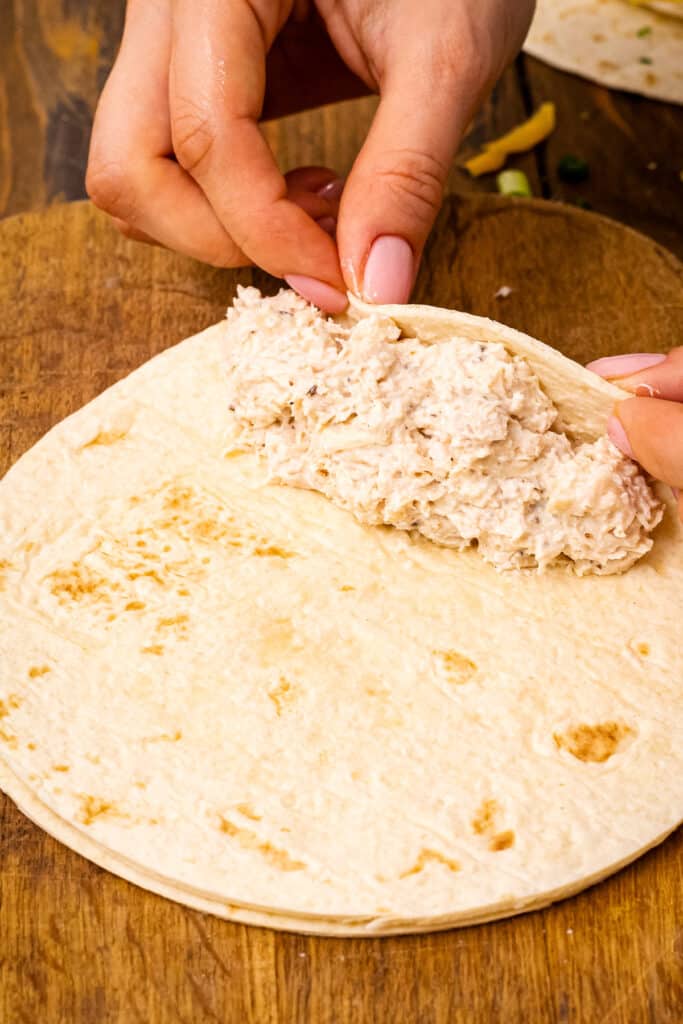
[496,169,532,197]
[557,154,590,183]
[639,55,654,64]
[636,26,652,38]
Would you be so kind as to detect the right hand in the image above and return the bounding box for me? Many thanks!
[587,349,683,519]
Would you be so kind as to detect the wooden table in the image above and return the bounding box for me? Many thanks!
[1,4,682,1023]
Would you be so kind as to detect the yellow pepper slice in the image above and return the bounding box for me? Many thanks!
[465,102,556,178]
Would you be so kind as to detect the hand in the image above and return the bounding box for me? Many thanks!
[86,0,534,312]
[587,350,683,519]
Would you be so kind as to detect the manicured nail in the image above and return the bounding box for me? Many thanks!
[284,275,347,313]
[586,353,666,379]
[362,235,414,305]
[316,178,344,201]
[316,216,337,238]
[607,415,634,458]
[672,487,680,502]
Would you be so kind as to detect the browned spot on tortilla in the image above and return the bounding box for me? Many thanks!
[0,695,21,718]
[49,564,119,603]
[236,803,262,821]
[0,729,18,748]
[125,600,146,612]
[23,542,36,553]
[400,848,460,879]
[145,730,182,743]
[592,32,606,42]
[134,780,147,789]
[82,429,129,448]
[27,742,36,751]
[253,545,294,559]
[141,644,164,656]
[79,795,119,826]
[219,817,305,871]
[224,449,247,459]
[178,587,190,596]
[436,650,477,684]
[635,642,650,657]
[268,676,296,716]
[339,585,355,592]
[645,73,658,87]
[157,614,189,629]
[28,665,51,678]
[598,60,619,72]
[490,830,515,852]
[127,569,165,585]
[53,764,70,773]
[472,798,500,835]
[554,722,634,763]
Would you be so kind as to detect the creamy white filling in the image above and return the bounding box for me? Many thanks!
[224,287,663,575]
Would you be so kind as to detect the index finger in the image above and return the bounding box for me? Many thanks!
[169,0,346,309]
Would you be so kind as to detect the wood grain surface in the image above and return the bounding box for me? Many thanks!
[1,0,683,258]
[0,198,682,1024]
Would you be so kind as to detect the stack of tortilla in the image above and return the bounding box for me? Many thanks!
[524,0,683,102]
[0,298,681,935]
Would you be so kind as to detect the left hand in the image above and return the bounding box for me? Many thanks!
[587,349,683,520]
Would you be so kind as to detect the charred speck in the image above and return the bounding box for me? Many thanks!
[307,385,318,396]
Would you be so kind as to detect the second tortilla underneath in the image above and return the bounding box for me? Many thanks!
[524,0,683,104]
[225,288,661,575]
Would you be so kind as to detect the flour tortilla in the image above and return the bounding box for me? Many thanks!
[524,0,683,103]
[0,300,681,936]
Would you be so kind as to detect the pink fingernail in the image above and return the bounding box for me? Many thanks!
[672,487,680,501]
[284,275,347,313]
[316,178,344,201]
[362,235,414,305]
[316,216,337,238]
[586,353,666,378]
[607,415,634,458]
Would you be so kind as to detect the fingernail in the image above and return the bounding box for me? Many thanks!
[607,415,634,458]
[284,275,347,314]
[362,236,414,305]
[316,216,337,238]
[672,487,680,501]
[316,177,344,201]
[586,353,666,378]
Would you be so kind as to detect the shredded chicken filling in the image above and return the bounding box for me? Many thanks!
[224,287,662,575]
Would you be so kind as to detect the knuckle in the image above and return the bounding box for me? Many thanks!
[375,149,446,223]
[86,159,138,222]
[171,103,216,173]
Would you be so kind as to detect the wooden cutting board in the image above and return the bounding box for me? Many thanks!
[1,198,682,1024]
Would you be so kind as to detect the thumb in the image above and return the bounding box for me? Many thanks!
[337,50,485,304]
[609,398,683,490]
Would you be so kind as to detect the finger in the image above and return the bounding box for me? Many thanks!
[169,0,347,311]
[111,169,340,258]
[587,348,683,401]
[87,0,247,267]
[111,218,161,246]
[609,398,683,488]
[337,20,491,303]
